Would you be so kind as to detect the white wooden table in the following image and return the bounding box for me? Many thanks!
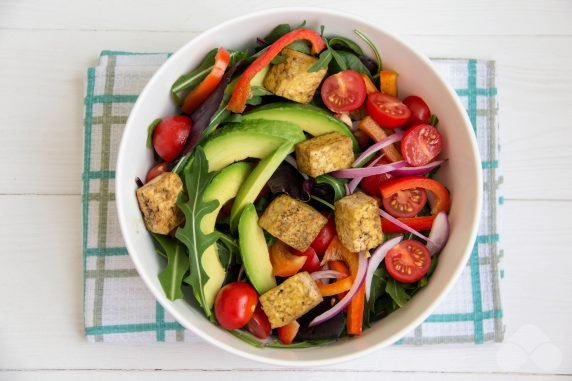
[1,0,571,379]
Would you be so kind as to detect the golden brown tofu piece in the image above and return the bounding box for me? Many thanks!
[135,172,184,234]
[259,272,323,328]
[335,192,383,252]
[295,132,355,177]
[258,194,327,251]
[263,48,327,104]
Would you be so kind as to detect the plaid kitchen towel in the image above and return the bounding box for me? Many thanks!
[83,51,503,344]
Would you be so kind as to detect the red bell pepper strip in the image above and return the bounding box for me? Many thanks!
[227,29,326,113]
[182,47,230,114]
[381,215,435,234]
[380,176,450,214]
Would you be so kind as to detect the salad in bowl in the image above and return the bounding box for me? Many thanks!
[134,22,450,347]
[116,8,481,366]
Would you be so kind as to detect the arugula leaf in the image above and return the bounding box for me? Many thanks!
[230,329,265,348]
[315,174,347,201]
[250,86,273,97]
[158,242,189,301]
[270,54,287,65]
[246,95,263,105]
[286,40,311,54]
[336,51,373,78]
[308,49,332,72]
[328,36,364,56]
[264,23,291,44]
[310,195,335,210]
[151,232,175,258]
[385,278,411,308]
[175,147,221,317]
[146,118,161,148]
[354,29,383,72]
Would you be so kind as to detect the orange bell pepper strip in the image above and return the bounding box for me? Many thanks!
[227,29,326,113]
[361,74,378,94]
[379,69,398,97]
[182,47,230,114]
[347,283,365,335]
[380,176,451,214]
[328,260,350,299]
[357,116,402,162]
[269,240,307,277]
[317,276,353,297]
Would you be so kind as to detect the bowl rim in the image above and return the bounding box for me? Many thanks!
[116,6,483,367]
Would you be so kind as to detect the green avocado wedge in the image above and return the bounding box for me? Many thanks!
[200,162,253,309]
[238,203,276,294]
[229,142,294,231]
[202,119,305,172]
[242,103,359,151]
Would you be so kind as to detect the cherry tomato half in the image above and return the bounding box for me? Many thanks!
[145,162,169,183]
[382,187,427,218]
[311,218,336,256]
[360,156,393,197]
[403,95,431,128]
[214,282,258,330]
[152,115,192,162]
[246,305,271,339]
[366,92,411,129]
[321,70,366,113]
[385,240,431,283]
[293,247,322,273]
[401,124,443,167]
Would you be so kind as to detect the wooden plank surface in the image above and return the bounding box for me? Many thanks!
[1,0,571,378]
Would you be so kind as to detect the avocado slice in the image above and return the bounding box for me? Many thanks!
[238,203,276,294]
[202,119,305,172]
[242,103,359,151]
[229,142,294,231]
[200,162,253,309]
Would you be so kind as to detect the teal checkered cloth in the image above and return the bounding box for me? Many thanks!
[83,51,504,344]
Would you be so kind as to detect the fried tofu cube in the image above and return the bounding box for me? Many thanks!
[135,172,184,234]
[259,194,327,251]
[335,192,383,252]
[259,272,323,328]
[263,48,327,104]
[295,132,355,177]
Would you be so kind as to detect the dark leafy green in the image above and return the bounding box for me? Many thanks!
[328,36,364,56]
[146,118,161,148]
[308,48,333,72]
[331,51,373,79]
[385,278,411,308]
[354,29,382,72]
[175,147,220,317]
[429,114,440,127]
[297,301,346,340]
[266,162,308,201]
[315,174,347,202]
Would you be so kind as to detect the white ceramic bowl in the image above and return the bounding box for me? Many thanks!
[116,7,482,367]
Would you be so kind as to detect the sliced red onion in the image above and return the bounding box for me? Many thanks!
[284,155,309,180]
[379,208,435,244]
[352,131,404,167]
[347,155,385,194]
[426,211,450,255]
[344,183,351,196]
[333,160,407,179]
[334,112,352,128]
[390,160,446,177]
[310,270,346,281]
[309,251,368,327]
[365,236,403,301]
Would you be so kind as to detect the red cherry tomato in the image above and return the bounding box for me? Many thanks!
[385,240,431,283]
[403,95,431,128]
[246,305,271,339]
[214,282,258,330]
[401,124,443,167]
[310,218,336,256]
[382,187,427,218]
[359,156,393,197]
[152,115,192,162]
[145,162,169,183]
[321,70,366,113]
[366,92,411,129]
[277,320,300,345]
[293,247,322,273]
